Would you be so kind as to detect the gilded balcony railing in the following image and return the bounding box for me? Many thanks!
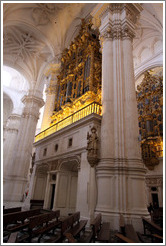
[35,102,102,142]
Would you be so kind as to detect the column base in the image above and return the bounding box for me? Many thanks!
[94,209,150,232]
[96,158,150,232]
[3,176,28,202]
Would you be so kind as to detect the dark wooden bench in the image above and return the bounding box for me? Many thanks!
[142,217,163,236]
[152,233,163,243]
[30,199,44,209]
[116,217,141,243]
[3,208,41,231]
[3,207,21,214]
[65,212,88,238]
[7,232,18,243]
[90,213,110,243]
[45,214,74,243]
[26,210,61,243]
[115,233,136,243]
[46,212,88,243]
[125,224,140,243]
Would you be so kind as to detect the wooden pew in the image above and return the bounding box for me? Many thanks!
[7,232,18,243]
[91,213,110,243]
[46,212,88,243]
[27,210,61,243]
[3,209,41,232]
[64,232,77,243]
[142,217,163,236]
[65,212,88,238]
[152,233,163,243]
[45,214,74,243]
[124,224,141,243]
[3,207,21,214]
[115,233,136,243]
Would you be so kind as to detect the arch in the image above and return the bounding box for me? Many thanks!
[36,163,49,174]
[58,156,81,172]
[3,58,33,90]
[135,60,163,81]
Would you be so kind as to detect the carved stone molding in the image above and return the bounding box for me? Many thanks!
[145,176,163,186]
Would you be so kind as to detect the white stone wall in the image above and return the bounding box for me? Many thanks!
[33,114,101,219]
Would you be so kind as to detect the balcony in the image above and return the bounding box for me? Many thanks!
[35,102,102,142]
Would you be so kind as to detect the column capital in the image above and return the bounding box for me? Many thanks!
[45,63,61,95]
[21,95,44,120]
[92,3,143,42]
[22,94,44,108]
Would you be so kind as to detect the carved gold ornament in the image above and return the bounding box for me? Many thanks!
[136,70,163,170]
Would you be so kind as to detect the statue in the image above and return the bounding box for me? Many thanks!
[87,126,99,167]
[30,152,36,174]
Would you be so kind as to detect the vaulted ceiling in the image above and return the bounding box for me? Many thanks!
[3,3,163,92]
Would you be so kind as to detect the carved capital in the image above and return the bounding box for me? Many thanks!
[22,95,44,120]
[98,3,142,42]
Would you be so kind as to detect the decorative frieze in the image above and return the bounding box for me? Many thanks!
[145,176,163,186]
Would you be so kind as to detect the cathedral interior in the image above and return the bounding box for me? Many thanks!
[3,2,163,244]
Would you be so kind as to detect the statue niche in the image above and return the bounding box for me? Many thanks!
[87,126,99,167]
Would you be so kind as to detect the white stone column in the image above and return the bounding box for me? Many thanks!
[40,64,60,131]
[22,164,37,210]
[76,152,90,220]
[88,166,97,223]
[3,114,21,177]
[92,3,149,231]
[4,93,44,202]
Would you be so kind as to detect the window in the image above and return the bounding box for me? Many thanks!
[55,144,58,152]
[43,148,47,156]
[68,138,73,147]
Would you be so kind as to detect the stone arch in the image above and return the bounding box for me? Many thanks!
[135,62,163,81]
[58,155,81,172]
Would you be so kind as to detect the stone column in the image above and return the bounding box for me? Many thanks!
[4,93,44,202]
[92,3,149,231]
[22,164,37,210]
[40,64,60,131]
[3,114,21,177]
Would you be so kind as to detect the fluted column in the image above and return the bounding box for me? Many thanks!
[4,93,44,202]
[40,64,60,131]
[92,3,149,231]
[3,114,21,177]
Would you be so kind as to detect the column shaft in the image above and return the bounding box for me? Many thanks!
[4,94,44,202]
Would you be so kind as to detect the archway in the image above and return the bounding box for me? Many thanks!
[43,157,80,214]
